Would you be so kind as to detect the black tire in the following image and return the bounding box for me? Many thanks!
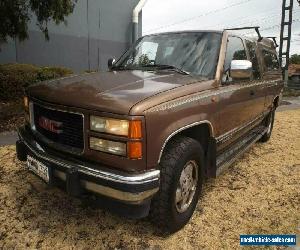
[259,109,275,143]
[149,136,204,233]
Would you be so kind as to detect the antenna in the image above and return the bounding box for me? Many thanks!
[225,26,262,41]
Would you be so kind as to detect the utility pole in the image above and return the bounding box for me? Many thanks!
[279,0,294,86]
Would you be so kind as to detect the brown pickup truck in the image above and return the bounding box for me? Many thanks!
[16,29,283,232]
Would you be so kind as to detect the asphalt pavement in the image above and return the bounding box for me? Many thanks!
[0,131,18,147]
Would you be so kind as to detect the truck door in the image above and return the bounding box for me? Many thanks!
[217,36,262,150]
[245,40,265,115]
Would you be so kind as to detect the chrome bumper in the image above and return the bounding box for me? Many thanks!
[17,127,160,204]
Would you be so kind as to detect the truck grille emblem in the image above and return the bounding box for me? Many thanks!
[38,116,63,134]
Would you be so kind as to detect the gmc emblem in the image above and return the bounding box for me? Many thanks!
[38,116,63,134]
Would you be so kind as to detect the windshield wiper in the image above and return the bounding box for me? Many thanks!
[142,64,190,75]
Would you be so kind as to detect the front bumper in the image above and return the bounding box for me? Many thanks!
[17,126,160,204]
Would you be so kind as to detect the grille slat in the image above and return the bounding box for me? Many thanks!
[33,104,84,150]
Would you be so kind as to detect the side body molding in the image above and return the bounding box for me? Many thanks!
[157,120,214,164]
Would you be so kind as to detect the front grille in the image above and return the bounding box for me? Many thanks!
[33,104,84,150]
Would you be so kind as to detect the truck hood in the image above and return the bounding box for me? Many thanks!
[27,70,199,114]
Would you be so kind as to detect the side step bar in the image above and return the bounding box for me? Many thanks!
[216,126,268,176]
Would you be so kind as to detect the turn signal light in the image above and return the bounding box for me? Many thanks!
[24,96,29,111]
[127,142,142,159]
[129,120,142,139]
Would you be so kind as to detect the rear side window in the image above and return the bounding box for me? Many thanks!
[262,50,279,72]
[245,40,261,80]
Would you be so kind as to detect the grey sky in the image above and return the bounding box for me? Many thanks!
[142,0,300,54]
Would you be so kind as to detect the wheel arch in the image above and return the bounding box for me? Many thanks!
[158,121,215,165]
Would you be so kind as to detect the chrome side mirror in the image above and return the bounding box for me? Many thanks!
[230,60,252,79]
[108,58,116,70]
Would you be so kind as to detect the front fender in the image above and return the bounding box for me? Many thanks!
[144,93,218,169]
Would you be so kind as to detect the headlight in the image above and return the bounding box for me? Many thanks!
[90,137,126,156]
[90,116,129,136]
[89,116,143,158]
[90,116,142,138]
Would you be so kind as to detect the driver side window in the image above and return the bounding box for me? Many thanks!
[223,36,247,83]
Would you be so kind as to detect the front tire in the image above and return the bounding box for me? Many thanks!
[149,136,204,233]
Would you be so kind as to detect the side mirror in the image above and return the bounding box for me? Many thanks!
[108,58,116,70]
[230,60,252,79]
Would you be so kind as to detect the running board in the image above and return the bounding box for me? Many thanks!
[216,126,268,176]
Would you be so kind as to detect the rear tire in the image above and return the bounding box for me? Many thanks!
[259,109,275,143]
[149,136,204,233]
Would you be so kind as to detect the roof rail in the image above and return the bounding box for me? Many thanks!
[266,36,279,48]
[225,26,262,41]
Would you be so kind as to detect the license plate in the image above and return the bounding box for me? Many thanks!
[27,155,50,183]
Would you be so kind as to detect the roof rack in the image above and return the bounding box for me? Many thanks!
[225,26,262,41]
[266,36,279,48]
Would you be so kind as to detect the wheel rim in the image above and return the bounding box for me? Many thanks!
[267,112,273,134]
[175,160,199,213]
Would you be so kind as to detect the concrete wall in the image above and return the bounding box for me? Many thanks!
[0,0,142,72]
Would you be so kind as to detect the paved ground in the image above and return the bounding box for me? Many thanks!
[0,131,17,147]
[0,110,299,249]
[277,96,300,112]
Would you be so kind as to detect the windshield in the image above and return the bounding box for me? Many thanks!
[114,32,222,78]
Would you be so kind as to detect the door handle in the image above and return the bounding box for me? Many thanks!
[250,90,255,96]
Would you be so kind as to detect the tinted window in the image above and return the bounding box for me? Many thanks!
[245,40,260,80]
[224,37,247,72]
[115,32,222,79]
[262,50,279,71]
